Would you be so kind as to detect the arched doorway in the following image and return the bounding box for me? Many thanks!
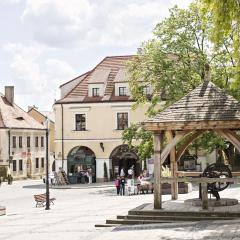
[110,144,140,178]
[67,146,96,184]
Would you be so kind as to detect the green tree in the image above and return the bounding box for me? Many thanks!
[122,123,153,162]
[123,2,239,162]
[201,0,240,84]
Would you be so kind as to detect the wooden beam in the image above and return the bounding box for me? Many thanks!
[176,130,206,162]
[215,129,240,153]
[153,131,163,209]
[165,131,178,200]
[161,131,190,164]
[143,120,240,131]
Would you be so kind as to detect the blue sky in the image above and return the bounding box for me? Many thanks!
[0,0,192,111]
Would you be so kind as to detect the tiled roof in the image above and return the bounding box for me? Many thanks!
[0,94,45,129]
[56,55,134,103]
[145,81,240,124]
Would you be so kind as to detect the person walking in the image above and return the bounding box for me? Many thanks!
[120,177,126,196]
[114,175,121,195]
[87,168,92,184]
[120,167,125,177]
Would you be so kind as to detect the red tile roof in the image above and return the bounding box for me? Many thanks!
[0,94,45,130]
[56,55,134,104]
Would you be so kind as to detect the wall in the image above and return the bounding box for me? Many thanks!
[54,101,149,181]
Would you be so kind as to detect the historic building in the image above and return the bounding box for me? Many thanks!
[0,86,46,179]
[28,107,56,172]
[54,55,151,182]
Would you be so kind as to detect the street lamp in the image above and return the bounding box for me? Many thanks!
[45,118,50,210]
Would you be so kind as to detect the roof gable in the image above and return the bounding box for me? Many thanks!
[0,94,45,130]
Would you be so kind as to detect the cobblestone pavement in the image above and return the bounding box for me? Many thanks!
[0,180,240,240]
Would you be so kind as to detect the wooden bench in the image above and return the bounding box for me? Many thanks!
[34,194,56,207]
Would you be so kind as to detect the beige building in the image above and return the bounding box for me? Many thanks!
[0,86,46,179]
[54,55,151,183]
[28,107,56,172]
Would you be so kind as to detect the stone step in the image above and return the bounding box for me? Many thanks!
[95,224,119,228]
[117,214,236,221]
[128,210,240,218]
[106,219,173,225]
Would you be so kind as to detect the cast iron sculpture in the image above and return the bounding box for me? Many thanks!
[200,163,232,200]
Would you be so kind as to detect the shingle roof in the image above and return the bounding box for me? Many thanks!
[0,94,45,129]
[56,55,134,103]
[145,81,240,124]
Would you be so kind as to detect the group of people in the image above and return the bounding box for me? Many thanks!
[114,167,152,196]
[76,166,93,184]
[114,165,135,195]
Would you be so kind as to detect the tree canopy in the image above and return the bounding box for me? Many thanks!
[123,1,239,162]
[201,0,240,85]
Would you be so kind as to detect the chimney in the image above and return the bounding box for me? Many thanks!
[5,86,14,105]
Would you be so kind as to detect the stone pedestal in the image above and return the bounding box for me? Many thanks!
[185,198,238,207]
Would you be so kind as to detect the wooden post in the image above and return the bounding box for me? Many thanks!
[201,182,208,210]
[167,131,178,200]
[153,131,163,209]
[171,157,178,200]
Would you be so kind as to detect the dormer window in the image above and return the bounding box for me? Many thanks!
[119,87,127,96]
[92,88,100,97]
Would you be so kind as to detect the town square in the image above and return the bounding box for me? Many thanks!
[0,0,240,239]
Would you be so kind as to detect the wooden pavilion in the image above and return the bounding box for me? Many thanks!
[143,81,240,209]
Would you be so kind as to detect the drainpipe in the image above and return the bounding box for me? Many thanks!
[61,104,64,169]
[8,129,11,168]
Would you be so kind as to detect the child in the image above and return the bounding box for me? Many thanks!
[114,175,120,195]
[120,177,126,196]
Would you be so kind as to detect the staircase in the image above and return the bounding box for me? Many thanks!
[95,204,240,227]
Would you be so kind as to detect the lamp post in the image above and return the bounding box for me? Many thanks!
[45,118,50,210]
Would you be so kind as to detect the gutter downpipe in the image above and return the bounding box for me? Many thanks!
[61,104,64,169]
[8,129,11,168]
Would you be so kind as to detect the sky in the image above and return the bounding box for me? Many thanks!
[0,0,192,111]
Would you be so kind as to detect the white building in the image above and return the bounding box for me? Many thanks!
[0,86,46,179]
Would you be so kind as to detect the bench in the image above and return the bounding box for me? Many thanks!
[34,194,56,207]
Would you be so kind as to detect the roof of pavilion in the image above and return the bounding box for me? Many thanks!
[143,81,240,131]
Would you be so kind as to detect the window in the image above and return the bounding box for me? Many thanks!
[92,88,100,97]
[12,136,16,148]
[119,87,127,96]
[41,136,44,147]
[41,158,44,168]
[76,114,86,131]
[19,136,22,148]
[35,158,39,169]
[13,160,17,171]
[27,136,31,148]
[117,113,128,130]
[143,85,151,95]
[35,137,39,147]
[19,160,23,171]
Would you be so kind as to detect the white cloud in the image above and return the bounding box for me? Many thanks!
[3,43,76,109]
[21,0,192,48]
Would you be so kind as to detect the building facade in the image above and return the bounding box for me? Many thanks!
[28,107,56,172]
[54,56,151,182]
[0,86,46,179]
